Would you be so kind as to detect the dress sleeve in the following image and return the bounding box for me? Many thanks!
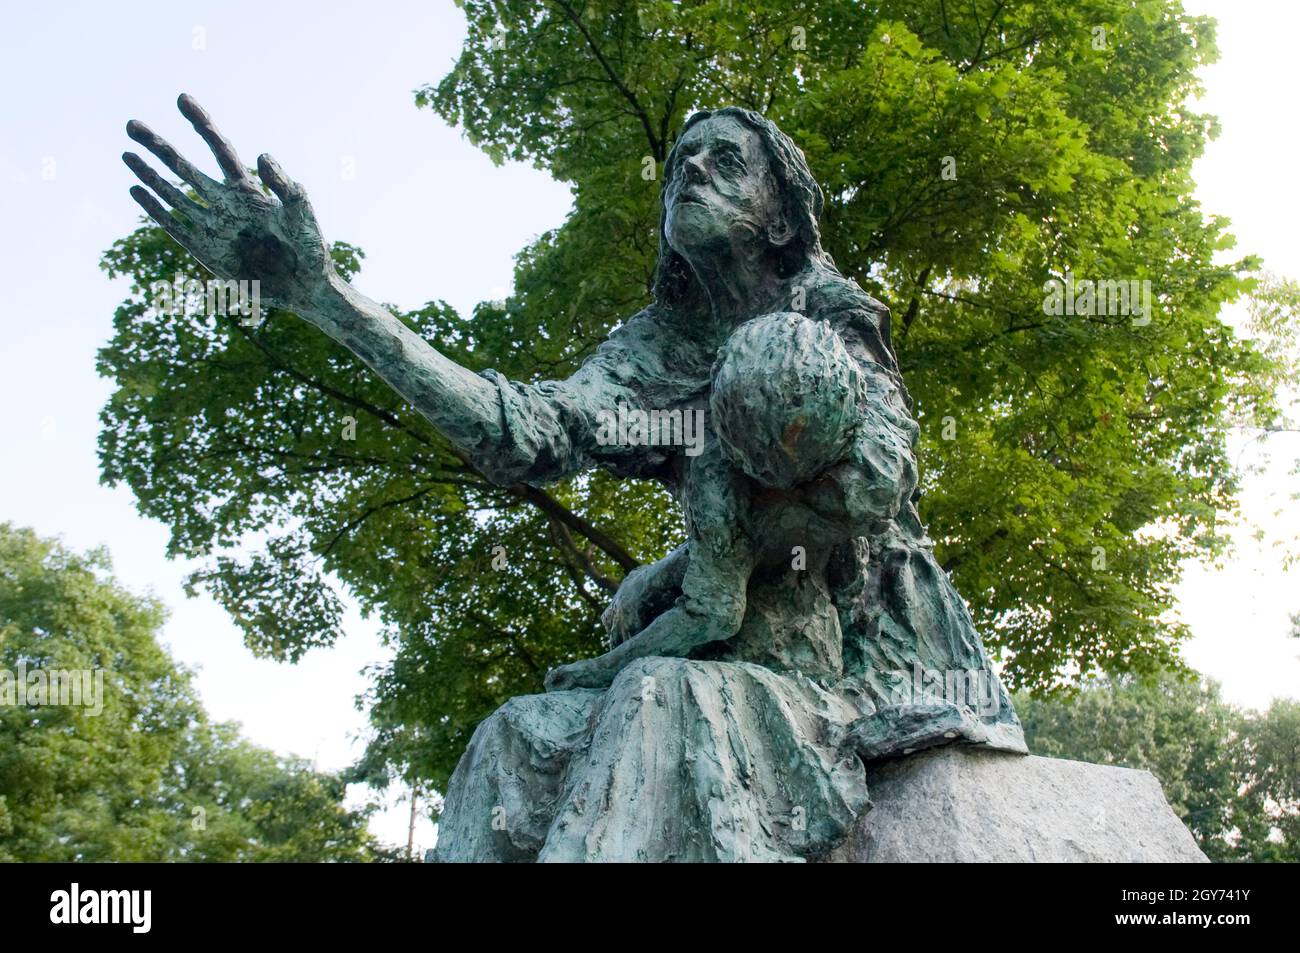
[814,302,920,529]
[834,360,919,528]
[465,320,650,487]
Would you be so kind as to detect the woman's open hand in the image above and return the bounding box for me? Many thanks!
[123,94,335,312]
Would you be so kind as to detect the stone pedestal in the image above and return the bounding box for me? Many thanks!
[830,745,1207,862]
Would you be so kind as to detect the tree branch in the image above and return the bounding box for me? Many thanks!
[550,0,663,157]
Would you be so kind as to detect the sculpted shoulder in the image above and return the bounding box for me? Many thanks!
[579,303,716,396]
[800,271,899,373]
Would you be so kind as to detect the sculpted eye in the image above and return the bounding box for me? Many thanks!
[717,152,745,173]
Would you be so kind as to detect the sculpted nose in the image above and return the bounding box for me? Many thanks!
[682,154,708,186]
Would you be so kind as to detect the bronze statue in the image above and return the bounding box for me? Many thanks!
[125,97,1026,861]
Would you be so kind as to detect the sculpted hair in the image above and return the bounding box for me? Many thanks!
[651,107,840,309]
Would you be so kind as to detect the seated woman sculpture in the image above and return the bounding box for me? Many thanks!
[545,310,909,692]
[123,97,1027,862]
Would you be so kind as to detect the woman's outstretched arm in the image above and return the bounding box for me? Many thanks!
[124,94,614,486]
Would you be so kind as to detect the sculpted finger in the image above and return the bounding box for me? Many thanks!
[177,93,253,185]
[129,185,194,248]
[126,119,218,197]
[122,152,201,213]
[256,153,304,205]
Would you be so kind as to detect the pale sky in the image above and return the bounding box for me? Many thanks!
[0,0,1294,851]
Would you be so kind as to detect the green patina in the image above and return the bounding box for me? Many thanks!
[125,98,1025,861]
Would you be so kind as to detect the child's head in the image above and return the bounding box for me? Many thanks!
[710,312,862,490]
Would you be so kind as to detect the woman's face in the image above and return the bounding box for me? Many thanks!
[663,116,781,264]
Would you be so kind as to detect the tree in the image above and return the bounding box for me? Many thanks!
[0,523,390,862]
[99,0,1288,793]
[1233,698,1300,862]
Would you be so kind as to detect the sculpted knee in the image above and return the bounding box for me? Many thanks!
[467,692,544,750]
[608,656,693,702]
